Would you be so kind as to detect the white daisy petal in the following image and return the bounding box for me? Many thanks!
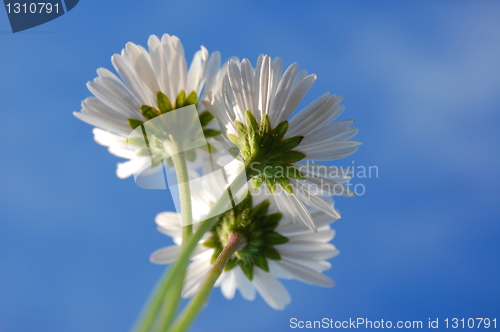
[150,245,181,264]
[149,175,339,311]
[279,74,316,123]
[155,211,182,228]
[253,267,291,310]
[269,63,298,125]
[116,157,150,179]
[276,259,335,287]
[234,266,257,301]
[76,34,223,179]
[220,270,237,300]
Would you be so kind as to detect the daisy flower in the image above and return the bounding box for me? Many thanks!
[202,55,361,231]
[74,34,226,179]
[151,190,338,310]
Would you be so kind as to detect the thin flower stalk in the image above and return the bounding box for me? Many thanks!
[167,233,247,332]
[134,170,247,331]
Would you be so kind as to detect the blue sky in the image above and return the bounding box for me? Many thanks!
[1,1,499,331]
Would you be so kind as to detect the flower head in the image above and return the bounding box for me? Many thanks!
[74,34,225,178]
[151,189,338,310]
[203,55,361,230]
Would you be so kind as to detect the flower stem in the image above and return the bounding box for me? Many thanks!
[133,168,249,332]
[170,151,193,240]
[167,233,247,332]
[133,149,193,332]
[156,150,194,329]
[131,265,171,332]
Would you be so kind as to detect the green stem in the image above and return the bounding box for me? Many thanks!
[156,151,194,330]
[131,265,171,332]
[133,149,193,332]
[167,233,247,332]
[171,151,193,240]
[133,167,249,332]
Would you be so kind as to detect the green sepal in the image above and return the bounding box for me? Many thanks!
[235,121,248,138]
[245,111,259,134]
[140,105,161,120]
[282,150,307,163]
[127,118,144,130]
[156,91,173,113]
[251,200,270,220]
[239,260,254,281]
[251,176,264,190]
[126,137,148,147]
[203,129,222,138]
[211,247,222,264]
[224,257,238,272]
[278,135,304,153]
[253,254,269,272]
[136,149,151,156]
[198,111,215,127]
[175,90,186,108]
[276,176,293,193]
[203,236,220,248]
[227,134,241,147]
[185,90,198,106]
[272,121,289,141]
[260,114,271,136]
[260,213,283,231]
[263,246,282,261]
[245,111,260,149]
[265,177,277,194]
[266,232,289,245]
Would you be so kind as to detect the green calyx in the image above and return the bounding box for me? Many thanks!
[202,193,288,281]
[126,90,221,158]
[228,111,306,194]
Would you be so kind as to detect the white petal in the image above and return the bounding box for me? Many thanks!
[204,51,222,95]
[155,211,182,228]
[182,257,212,298]
[111,53,152,106]
[220,270,237,300]
[300,120,356,147]
[279,74,316,123]
[302,145,361,161]
[256,55,272,121]
[298,176,355,198]
[240,58,256,114]
[234,266,256,300]
[92,128,128,149]
[227,60,248,118]
[288,94,338,137]
[287,228,335,242]
[116,157,150,179]
[276,259,335,287]
[150,245,181,264]
[278,242,339,260]
[187,46,208,96]
[299,140,362,155]
[269,63,298,125]
[278,190,317,231]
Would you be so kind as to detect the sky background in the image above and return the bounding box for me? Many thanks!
[1,1,500,331]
